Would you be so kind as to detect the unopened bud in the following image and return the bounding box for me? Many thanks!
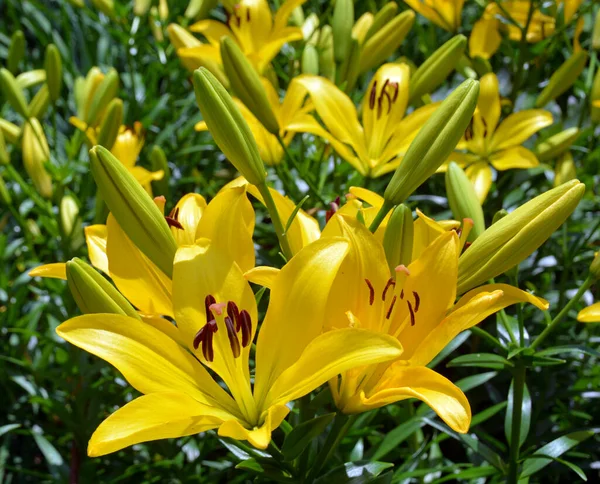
[445,162,485,240]
[85,68,119,127]
[149,7,165,42]
[591,67,600,123]
[0,68,30,118]
[0,118,20,144]
[0,129,8,165]
[410,35,466,102]
[535,127,579,162]
[185,0,218,19]
[28,84,50,119]
[97,98,123,150]
[365,2,398,43]
[150,145,170,196]
[8,30,25,74]
[458,180,585,293]
[333,0,354,63]
[158,0,168,21]
[44,44,63,103]
[220,37,280,134]
[60,195,80,238]
[302,44,319,75]
[536,52,587,108]
[90,145,178,277]
[192,67,266,186]
[593,10,600,51]
[317,26,335,81]
[0,172,11,205]
[22,118,52,199]
[384,79,479,205]
[492,209,508,225]
[554,152,577,187]
[337,37,360,92]
[590,252,600,279]
[134,0,151,16]
[91,0,114,17]
[383,204,414,272]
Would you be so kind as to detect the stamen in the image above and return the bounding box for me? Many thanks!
[238,310,252,347]
[407,300,416,326]
[227,301,240,324]
[481,117,488,138]
[380,79,392,114]
[193,320,218,362]
[413,291,420,312]
[390,81,399,102]
[205,295,217,323]
[369,81,377,110]
[386,295,397,319]
[400,289,404,299]
[165,216,183,230]
[365,279,375,306]
[464,117,474,141]
[225,316,241,358]
[382,278,395,301]
[246,8,250,21]
[325,197,340,223]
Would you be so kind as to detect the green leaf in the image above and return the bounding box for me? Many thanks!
[536,345,600,358]
[432,465,498,483]
[455,371,498,393]
[448,353,513,370]
[314,461,393,483]
[371,417,424,460]
[0,424,21,438]
[428,331,471,369]
[520,430,595,478]
[31,430,63,467]
[281,412,335,461]
[472,401,508,428]
[504,380,531,448]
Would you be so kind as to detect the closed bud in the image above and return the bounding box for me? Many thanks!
[0,68,30,118]
[591,67,600,123]
[457,180,585,293]
[90,145,178,277]
[492,209,508,225]
[385,79,479,205]
[0,118,20,144]
[28,84,50,119]
[22,118,53,199]
[593,10,600,51]
[66,258,140,317]
[333,0,354,63]
[445,162,485,240]
[410,35,467,102]
[220,37,280,134]
[302,45,320,75]
[134,0,152,16]
[149,7,165,42]
[290,5,305,27]
[383,204,414,272]
[60,195,80,237]
[97,98,123,150]
[535,127,579,162]
[91,0,114,17]
[554,152,577,187]
[185,0,218,19]
[0,172,11,205]
[0,129,8,165]
[167,23,201,49]
[192,67,266,186]
[360,10,415,74]
[337,37,360,92]
[317,26,336,81]
[8,30,25,74]
[44,44,62,103]
[85,68,119,127]
[590,252,600,280]
[535,52,587,108]
[150,145,170,196]
[365,2,398,43]
[158,0,168,21]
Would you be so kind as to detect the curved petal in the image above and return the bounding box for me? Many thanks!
[188,20,233,46]
[171,193,207,246]
[404,0,455,31]
[465,162,493,204]
[244,266,280,289]
[357,364,471,433]
[491,110,553,151]
[85,225,109,274]
[218,404,290,449]
[255,27,304,72]
[273,0,308,33]
[88,392,230,457]
[412,210,458,261]
[106,215,173,317]
[478,73,501,134]
[577,302,600,323]
[348,187,384,209]
[265,328,403,409]
[469,17,501,60]
[489,146,540,171]
[254,237,350,404]
[454,283,549,312]
[56,315,236,412]
[28,263,67,280]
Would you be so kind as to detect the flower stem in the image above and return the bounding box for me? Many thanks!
[507,361,526,484]
[257,181,294,261]
[368,200,394,233]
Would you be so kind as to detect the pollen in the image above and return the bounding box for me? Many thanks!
[365,279,375,306]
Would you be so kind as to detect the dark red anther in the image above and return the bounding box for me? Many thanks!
[382,278,395,301]
[407,300,416,326]
[205,295,217,325]
[464,117,474,141]
[225,316,241,358]
[193,320,218,362]
[400,289,404,300]
[369,81,377,110]
[464,241,472,250]
[238,310,252,347]
[325,197,340,223]
[413,291,420,312]
[165,216,184,230]
[227,301,240,325]
[365,279,375,306]
[391,82,399,102]
[386,295,397,320]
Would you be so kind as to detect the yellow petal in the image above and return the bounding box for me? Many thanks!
[188,20,233,47]
[28,262,67,280]
[218,404,289,449]
[577,302,600,323]
[244,266,280,289]
[85,225,109,274]
[489,146,539,171]
[57,314,236,411]
[273,0,308,33]
[254,237,350,404]
[404,0,456,31]
[491,110,553,152]
[454,283,549,312]
[478,73,501,134]
[348,187,384,209]
[266,328,403,408]
[465,162,493,204]
[412,209,458,260]
[194,120,208,131]
[469,16,501,60]
[358,364,471,433]
[106,214,173,317]
[171,193,207,246]
[88,392,230,456]
[253,27,304,72]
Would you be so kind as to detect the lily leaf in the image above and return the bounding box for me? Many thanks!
[448,353,513,370]
[281,412,335,461]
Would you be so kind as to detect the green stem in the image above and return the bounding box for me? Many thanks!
[257,182,294,261]
[530,275,595,350]
[368,200,394,233]
[509,0,535,107]
[507,361,526,484]
[470,326,505,351]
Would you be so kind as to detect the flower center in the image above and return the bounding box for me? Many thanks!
[368,79,400,120]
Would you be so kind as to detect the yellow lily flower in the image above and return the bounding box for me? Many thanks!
[172,0,307,75]
[196,78,313,165]
[561,0,583,24]
[288,64,439,177]
[446,73,553,202]
[56,237,403,455]
[470,1,555,60]
[320,215,547,431]
[577,302,600,323]
[404,0,465,32]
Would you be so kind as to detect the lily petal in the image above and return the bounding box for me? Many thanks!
[469,16,501,60]
[478,73,501,135]
[244,266,280,289]
[218,404,290,449]
[465,162,493,204]
[489,146,539,171]
[85,225,109,274]
[170,193,207,246]
[577,302,600,323]
[189,20,233,47]
[491,110,553,152]
[28,262,67,280]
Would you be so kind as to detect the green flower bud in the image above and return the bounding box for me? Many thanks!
[66,258,140,317]
[317,26,336,81]
[410,35,467,103]
[192,67,266,186]
[0,68,30,118]
[90,145,178,277]
[0,172,11,205]
[457,180,585,293]
[91,0,115,17]
[150,145,170,196]
[535,127,579,162]
[0,129,8,165]
[590,252,600,280]
[185,0,217,19]
[289,5,305,27]
[333,0,354,63]
[44,44,62,103]
[85,68,119,127]
[470,55,491,77]
[22,118,52,199]
[593,10,600,51]
[0,118,20,144]
[220,37,280,134]
[591,67,600,123]
[16,70,47,90]
[365,2,398,43]
[535,52,587,108]
[554,152,577,187]
[134,0,152,16]
[28,84,50,119]
[383,204,414,272]
[492,209,508,225]
[60,194,80,237]
[337,37,360,92]
[360,10,414,74]
[8,31,25,74]
[384,79,479,205]
[97,98,123,150]
[302,45,320,75]
[445,162,485,240]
